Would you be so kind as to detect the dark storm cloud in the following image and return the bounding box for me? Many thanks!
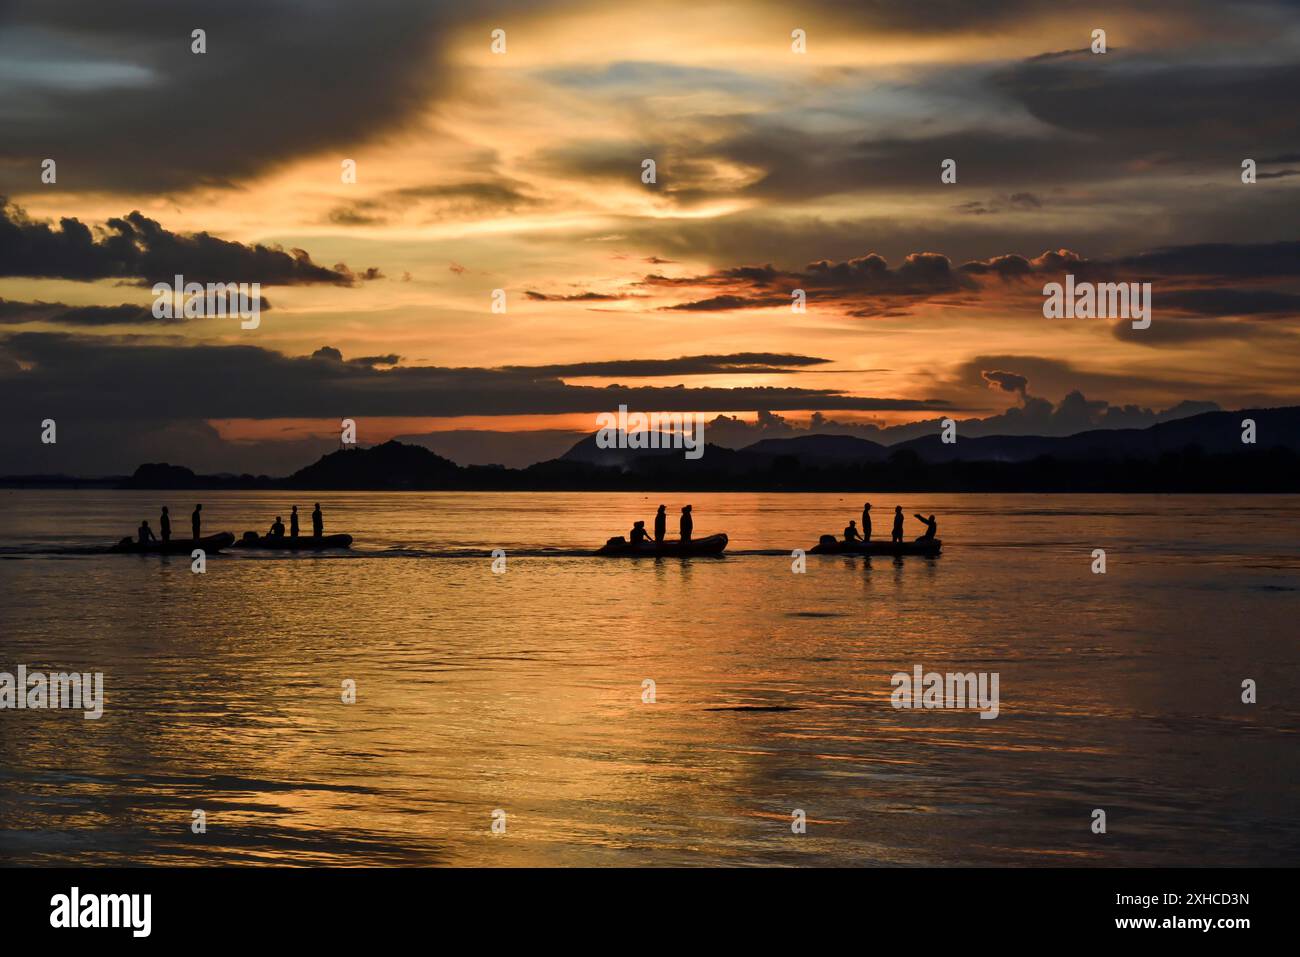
[982,370,1028,395]
[811,0,1046,32]
[531,141,725,207]
[327,179,540,226]
[1156,288,1300,316]
[1108,287,1300,346]
[1109,316,1275,347]
[994,53,1300,158]
[524,290,627,302]
[641,240,1300,318]
[808,0,1282,36]
[0,334,952,422]
[548,40,1300,216]
[0,199,352,284]
[0,0,472,193]
[649,252,971,315]
[950,355,1218,407]
[1113,242,1300,280]
[956,193,1043,216]
[0,294,271,326]
[0,298,158,326]
[503,354,831,377]
[664,294,791,311]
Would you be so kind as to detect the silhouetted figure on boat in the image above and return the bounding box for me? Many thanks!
[312,503,323,537]
[630,520,652,545]
[192,504,202,539]
[891,506,904,543]
[844,520,862,543]
[290,505,300,538]
[861,502,872,541]
[680,505,693,542]
[268,516,286,539]
[137,520,157,545]
[159,506,171,543]
[914,513,938,542]
[654,505,667,544]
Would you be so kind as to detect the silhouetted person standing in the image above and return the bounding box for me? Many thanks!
[290,505,300,538]
[914,513,938,542]
[680,505,693,543]
[861,502,872,541]
[138,520,156,545]
[654,504,667,544]
[630,520,652,545]
[312,503,323,537]
[844,520,862,543]
[159,506,171,543]
[891,506,904,543]
[191,504,202,540]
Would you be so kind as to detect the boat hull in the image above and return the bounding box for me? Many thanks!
[809,538,941,556]
[234,533,353,550]
[110,532,235,554]
[597,533,728,557]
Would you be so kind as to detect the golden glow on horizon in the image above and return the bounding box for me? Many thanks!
[5,0,1300,442]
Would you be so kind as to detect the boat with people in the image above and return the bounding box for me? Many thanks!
[234,531,353,550]
[597,533,729,557]
[110,532,236,554]
[808,534,942,557]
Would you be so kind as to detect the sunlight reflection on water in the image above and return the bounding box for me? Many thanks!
[1,490,1297,865]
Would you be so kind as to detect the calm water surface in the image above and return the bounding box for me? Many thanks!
[1,490,1297,866]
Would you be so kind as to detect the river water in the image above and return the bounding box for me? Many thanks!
[1,490,1296,865]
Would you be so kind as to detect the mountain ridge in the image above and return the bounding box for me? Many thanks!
[4,407,1295,492]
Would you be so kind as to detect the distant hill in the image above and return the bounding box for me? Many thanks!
[723,407,1299,466]
[891,407,1300,464]
[121,463,200,488]
[14,405,1289,492]
[286,441,464,489]
[560,430,716,467]
[119,462,276,489]
[743,434,890,464]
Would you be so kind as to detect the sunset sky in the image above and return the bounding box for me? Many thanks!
[2,0,1299,474]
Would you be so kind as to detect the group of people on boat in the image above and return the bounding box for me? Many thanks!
[265,503,325,540]
[843,502,938,544]
[135,503,325,543]
[136,503,203,545]
[628,504,694,545]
